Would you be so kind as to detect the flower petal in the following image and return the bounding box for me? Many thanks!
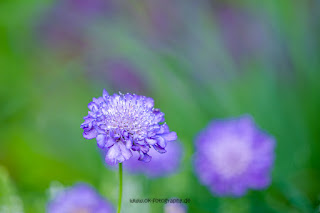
[88,111,97,118]
[145,97,154,108]
[138,152,152,162]
[83,128,98,139]
[105,144,121,165]
[119,142,132,160]
[105,137,116,148]
[153,144,167,154]
[153,109,165,123]
[125,138,133,149]
[103,89,109,100]
[155,136,166,148]
[80,122,92,131]
[161,132,177,142]
[145,137,157,145]
[88,102,99,112]
[157,123,169,134]
[93,97,104,105]
[140,145,150,153]
[96,134,106,148]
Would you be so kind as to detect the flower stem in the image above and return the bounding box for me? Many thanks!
[117,163,123,213]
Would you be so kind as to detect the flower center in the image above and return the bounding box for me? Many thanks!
[71,207,90,213]
[165,204,186,213]
[103,95,158,136]
[209,138,252,179]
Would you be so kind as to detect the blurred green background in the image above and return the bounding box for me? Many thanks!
[0,0,320,212]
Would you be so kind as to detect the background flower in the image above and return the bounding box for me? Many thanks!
[194,115,275,197]
[123,140,183,178]
[164,200,187,213]
[35,0,113,58]
[47,183,114,213]
[86,58,147,94]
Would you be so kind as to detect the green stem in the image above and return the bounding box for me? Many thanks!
[117,163,123,213]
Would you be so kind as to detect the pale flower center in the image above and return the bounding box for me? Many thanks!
[209,137,252,179]
[165,204,186,213]
[103,96,157,135]
[71,207,90,213]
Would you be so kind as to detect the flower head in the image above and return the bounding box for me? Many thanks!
[194,115,275,197]
[87,58,147,94]
[36,0,113,57]
[81,89,177,165]
[164,200,187,213]
[213,5,277,65]
[47,183,114,213]
[123,141,183,178]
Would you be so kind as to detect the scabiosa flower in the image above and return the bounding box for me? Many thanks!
[123,141,183,178]
[164,200,187,213]
[194,115,275,197]
[86,58,147,94]
[81,89,177,165]
[35,0,113,58]
[212,4,280,66]
[47,183,114,213]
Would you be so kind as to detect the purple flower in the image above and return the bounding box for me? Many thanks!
[63,0,113,16]
[164,200,187,213]
[194,115,275,197]
[36,0,113,56]
[47,183,114,213]
[81,89,177,165]
[213,5,278,65]
[86,58,147,94]
[146,0,185,45]
[123,141,183,178]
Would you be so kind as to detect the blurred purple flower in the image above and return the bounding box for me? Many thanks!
[164,200,187,213]
[147,0,184,45]
[107,61,146,93]
[81,89,177,165]
[87,59,147,94]
[47,183,114,213]
[194,115,275,197]
[214,5,277,64]
[36,0,113,56]
[123,141,183,178]
[63,0,112,16]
